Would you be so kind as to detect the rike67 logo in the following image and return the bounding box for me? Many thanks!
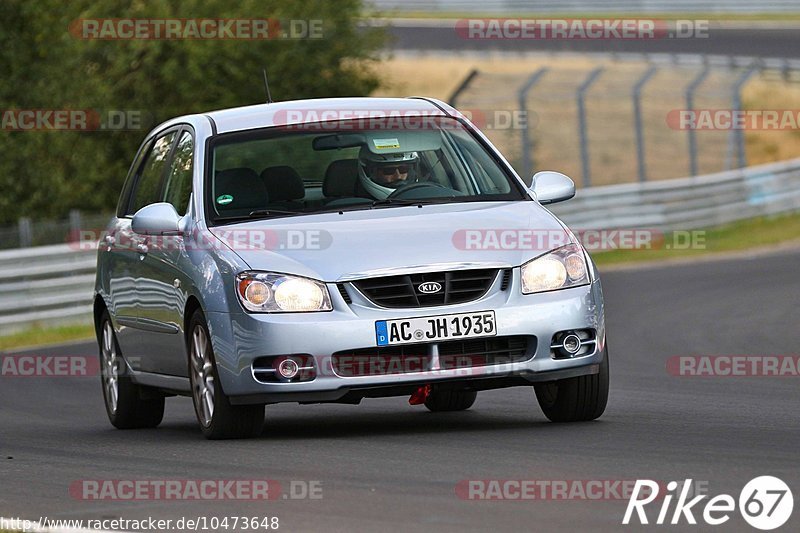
[623,476,793,530]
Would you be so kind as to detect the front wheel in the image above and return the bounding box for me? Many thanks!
[534,347,609,422]
[188,310,264,439]
[98,311,164,429]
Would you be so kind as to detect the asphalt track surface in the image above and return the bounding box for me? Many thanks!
[2,248,800,532]
[387,22,800,58]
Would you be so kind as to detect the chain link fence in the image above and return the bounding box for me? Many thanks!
[450,53,800,186]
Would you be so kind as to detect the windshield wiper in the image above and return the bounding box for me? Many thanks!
[248,209,303,217]
[213,209,305,224]
[370,198,462,209]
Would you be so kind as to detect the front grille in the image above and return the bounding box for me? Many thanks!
[336,283,352,304]
[331,335,533,377]
[500,269,512,291]
[352,268,499,308]
[438,336,531,369]
[331,344,430,377]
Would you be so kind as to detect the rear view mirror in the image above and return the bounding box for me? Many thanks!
[312,133,365,150]
[530,171,576,205]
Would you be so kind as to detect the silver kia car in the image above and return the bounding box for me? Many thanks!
[94,97,609,439]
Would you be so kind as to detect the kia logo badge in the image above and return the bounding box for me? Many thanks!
[418,281,442,294]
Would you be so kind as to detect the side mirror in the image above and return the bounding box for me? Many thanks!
[131,202,182,235]
[530,171,576,205]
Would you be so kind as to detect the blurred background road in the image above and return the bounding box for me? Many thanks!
[387,20,800,57]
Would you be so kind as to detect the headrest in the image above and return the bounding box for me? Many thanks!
[214,168,268,214]
[260,165,304,201]
[323,159,359,197]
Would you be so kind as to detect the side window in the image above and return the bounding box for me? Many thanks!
[163,131,194,214]
[116,139,152,217]
[127,131,177,214]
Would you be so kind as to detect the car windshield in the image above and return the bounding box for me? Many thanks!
[206,116,526,224]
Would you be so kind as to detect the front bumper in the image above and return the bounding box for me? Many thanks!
[205,271,605,404]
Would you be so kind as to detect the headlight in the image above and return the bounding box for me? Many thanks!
[521,244,589,294]
[236,272,332,313]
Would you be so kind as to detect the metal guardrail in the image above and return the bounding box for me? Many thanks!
[372,0,800,13]
[0,243,97,334]
[1,156,799,334]
[549,157,800,229]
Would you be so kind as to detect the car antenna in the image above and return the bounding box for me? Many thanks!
[262,68,273,104]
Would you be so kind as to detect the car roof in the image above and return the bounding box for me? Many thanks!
[202,97,451,134]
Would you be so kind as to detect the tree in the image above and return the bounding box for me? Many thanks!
[0,0,385,224]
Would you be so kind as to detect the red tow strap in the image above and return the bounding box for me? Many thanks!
[409,384,431,405]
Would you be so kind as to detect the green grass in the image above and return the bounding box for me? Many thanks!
[0,323,95,351]
[591,211,800,266]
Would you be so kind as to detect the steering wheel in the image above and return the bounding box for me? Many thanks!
[387,182,456,200]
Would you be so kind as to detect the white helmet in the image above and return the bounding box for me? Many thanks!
[358,148,419,200]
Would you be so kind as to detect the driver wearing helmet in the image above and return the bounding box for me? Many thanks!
[358,147,419,200]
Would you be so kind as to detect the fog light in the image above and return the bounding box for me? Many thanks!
[562,334,582,355]
[276,358,300,380]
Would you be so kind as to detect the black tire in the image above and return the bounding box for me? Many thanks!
[188,310,264,440]
[98,311,164,429]
[534,347,609,422]
[424,389,478,412]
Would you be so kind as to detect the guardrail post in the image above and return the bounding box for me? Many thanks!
[726,63,760,170]
[447,69,479,108]
[632,65,658,182]
[18,217,32,247]
[577,67,604,187]
[517,67,549,180]
[686,66,710,176]
[69,210,82,242]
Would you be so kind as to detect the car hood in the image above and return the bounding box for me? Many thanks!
[208,201,571,282]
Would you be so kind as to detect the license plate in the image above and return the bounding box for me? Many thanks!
[375,311,496,346]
